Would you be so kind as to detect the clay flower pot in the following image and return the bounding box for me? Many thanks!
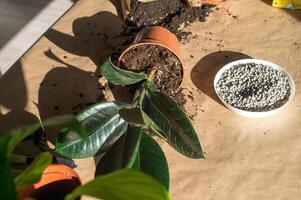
[19,164,81,200]
[118,26,184,88]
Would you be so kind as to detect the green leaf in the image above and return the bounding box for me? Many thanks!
[55,102,128,158]
[119,105,167,140]
[95,127,169,190]
[43,115,86,138]
[146,80,159,92]
[66,169,171,200]
[0,124,41,160]
[133,132,169,190]
[0,123,39,200]
[95,126,142,175]
[100,58,147,85]
[0,115,84,200]
[119,107,145,125]
[15,152,52,192]
[0,159,17,200]
[142,91,204,159]
[0,115,84,160]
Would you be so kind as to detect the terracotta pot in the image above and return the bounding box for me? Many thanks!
[19,164,81,200]
[118,26,184,88]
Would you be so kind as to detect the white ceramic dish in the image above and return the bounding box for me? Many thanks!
[214,59,295,118]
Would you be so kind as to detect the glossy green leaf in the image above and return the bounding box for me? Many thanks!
[15,152,52,192]
[133,132,169,190]
[142,91,204,159]
[55,102,128,158]
[66,169,171,200]
[95,126,142,175]
[100,58,147,86]
[119,103,167,140]
[43,115,86,138]
[119,107,145,125]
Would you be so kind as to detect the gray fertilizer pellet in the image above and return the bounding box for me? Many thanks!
[216,63,290,112]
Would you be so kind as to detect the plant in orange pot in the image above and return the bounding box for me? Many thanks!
[0,115,85,200]
[53,26,205,195]
[0,116,171,200]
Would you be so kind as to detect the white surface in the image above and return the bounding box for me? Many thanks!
[0,0,74,76]
[214,59,296,118]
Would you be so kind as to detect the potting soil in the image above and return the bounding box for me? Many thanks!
[119,44,186,105]
[124,0,215,41]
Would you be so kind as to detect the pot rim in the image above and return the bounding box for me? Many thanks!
[118,42,184,88]
[19,164,82,200]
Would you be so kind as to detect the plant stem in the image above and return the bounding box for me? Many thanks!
[137,67,158,106]
[147,67,157,81]
[138,88,146,106]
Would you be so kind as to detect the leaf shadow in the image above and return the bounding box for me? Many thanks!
[44,11,128,67]
[38,49,106,145]
[0,61,39,134]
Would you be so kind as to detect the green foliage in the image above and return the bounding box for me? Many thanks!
[0,115,84,200]
[0,124,41,160]
[43,115,86,138]
[55,102,128,158]
[66,169,171,200]
[100,58,147,86]
[132,132,169,189]
[15,152,52,192]
[0,159,17,200]
[95,126,169,190]
[95,126,142,175]
[1,52,204,200]
[142,90,205,159]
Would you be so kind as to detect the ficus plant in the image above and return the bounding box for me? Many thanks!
[54,57,205,190]
[0,115,170,200]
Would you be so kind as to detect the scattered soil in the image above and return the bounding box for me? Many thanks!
[111,0,215,105]
[124,0,215,41]
[119,44,184,103]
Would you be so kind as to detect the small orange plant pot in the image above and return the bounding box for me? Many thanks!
[19,164,82,200]
[118,26,184,89]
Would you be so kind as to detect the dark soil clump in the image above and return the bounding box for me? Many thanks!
[124,0,215,41]
[119,44,183,101]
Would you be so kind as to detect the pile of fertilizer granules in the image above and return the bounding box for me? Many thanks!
[215,63,291,112]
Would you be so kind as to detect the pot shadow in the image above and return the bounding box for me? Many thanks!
[44,11,127,67]
[260,0,301,21]
[38,49,106,145]
[190,51,252,105]
[0,61,39,134]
